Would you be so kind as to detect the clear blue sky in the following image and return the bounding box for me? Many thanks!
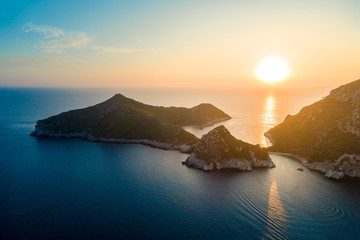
[1,0,359,88]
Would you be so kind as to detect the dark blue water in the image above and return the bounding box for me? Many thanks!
[1,88,360,239]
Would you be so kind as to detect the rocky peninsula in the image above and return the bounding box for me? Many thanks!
[266,79,360,179]
[184,125,275,171]
[31,93,230,153]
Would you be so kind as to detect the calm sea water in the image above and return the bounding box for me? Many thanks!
[1,87,360,240]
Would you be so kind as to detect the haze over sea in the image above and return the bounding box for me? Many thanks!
[1,87,360,239]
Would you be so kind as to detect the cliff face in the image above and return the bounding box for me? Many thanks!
[184,125,275,171]
[266,79,360,179]
[30,94,230,153]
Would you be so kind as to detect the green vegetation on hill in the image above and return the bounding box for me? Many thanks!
[193,125,269,163]
[266,79,360,162]
[31,94,231,148]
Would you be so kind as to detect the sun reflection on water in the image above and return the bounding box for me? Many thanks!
[261,95,277,147]
[263,180,287,239]
[267,181,286,222]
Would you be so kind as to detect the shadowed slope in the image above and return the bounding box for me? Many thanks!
[31,94,230,152]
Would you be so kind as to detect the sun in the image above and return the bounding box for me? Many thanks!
[255,56,289,83]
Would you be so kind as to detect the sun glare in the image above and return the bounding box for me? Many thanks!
[255,56,289,83]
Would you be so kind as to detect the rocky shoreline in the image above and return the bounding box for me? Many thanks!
[265,131,350,180]
[269,151,360,180]
[31,123,276,172]
[184,153,275,171]
[30,128,195,153]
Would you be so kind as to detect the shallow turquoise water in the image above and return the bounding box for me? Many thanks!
[1,88,360,239]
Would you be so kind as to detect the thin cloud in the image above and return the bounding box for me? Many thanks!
[23,22,64,38]
[41,32,91,53]
[23,22,140,55]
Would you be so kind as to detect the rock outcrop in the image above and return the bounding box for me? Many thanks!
[266,79,360,179]
[30,94,230,153]
[184,125,275,171]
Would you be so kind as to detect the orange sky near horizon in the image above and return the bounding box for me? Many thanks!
[1,0,359,89]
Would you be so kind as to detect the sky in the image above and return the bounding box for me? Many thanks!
[0,0,359,88]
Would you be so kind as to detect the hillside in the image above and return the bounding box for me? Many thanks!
[184,125,275,171]
[265,79,360,179]
[30,94,230,152]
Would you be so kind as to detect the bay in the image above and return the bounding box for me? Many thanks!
[1,87,360,239]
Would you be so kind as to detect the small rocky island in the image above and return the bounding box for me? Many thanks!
[184,125,275,171]
[266,79,360,179]
[31,94,230,153]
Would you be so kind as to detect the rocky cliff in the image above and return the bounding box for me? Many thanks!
[266,79,360,179]
[184,125,275,171]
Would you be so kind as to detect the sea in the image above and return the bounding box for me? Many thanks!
[1,87,360,240]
